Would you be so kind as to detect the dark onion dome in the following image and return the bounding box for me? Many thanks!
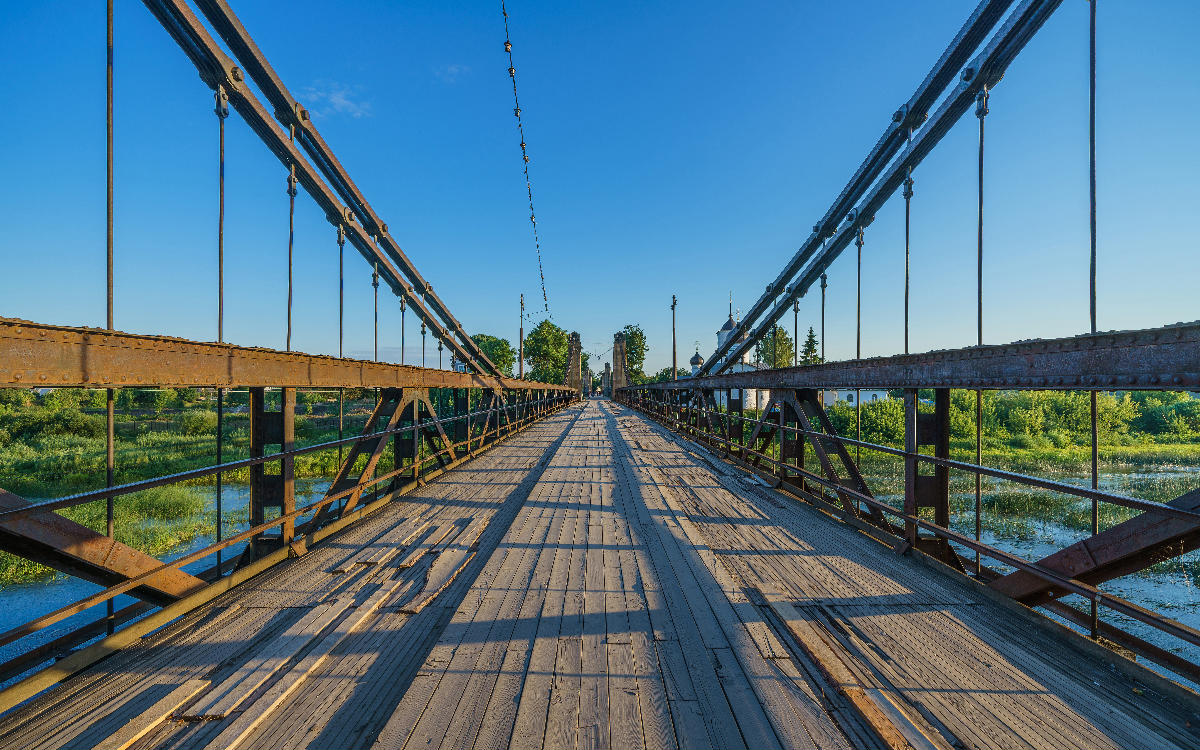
[689,350,704,366]
[719,315,736,332]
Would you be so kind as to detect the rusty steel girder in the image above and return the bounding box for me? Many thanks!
[0,318,571,392]
[992,488,1200,606]
[630,322,1200,393]
[0,490,205,606]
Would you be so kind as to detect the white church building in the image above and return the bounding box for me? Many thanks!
[691,305,889,411]
[690,308,771,411]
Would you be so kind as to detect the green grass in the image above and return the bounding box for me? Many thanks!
[0,485,214,586]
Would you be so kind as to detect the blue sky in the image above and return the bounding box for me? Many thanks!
[0,1,1196,374]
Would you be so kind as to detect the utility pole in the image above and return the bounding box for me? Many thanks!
[671,294,677,381]
[518,294,524,378]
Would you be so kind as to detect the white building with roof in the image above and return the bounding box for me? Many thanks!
[694,302,890,412]
[690,303,770,412]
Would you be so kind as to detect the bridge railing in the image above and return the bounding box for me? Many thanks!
[0,0,583,708]
[617,322,1200,686]
[0,318,575,705]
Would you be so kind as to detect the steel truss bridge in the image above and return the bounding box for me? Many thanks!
[0,0,1198,748]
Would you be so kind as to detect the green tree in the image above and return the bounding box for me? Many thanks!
[471,333,516,377]
[620,324,648,378]
[0,389,34,407]
[126,388,177,412]
[41,388,87,410]
[754,325,794,369]
[651,366,689,383]
[523,320,568,384]
[800,327,821,365]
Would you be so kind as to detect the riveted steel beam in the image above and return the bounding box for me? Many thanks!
[0,318,569,391]
[629,322,1200,392]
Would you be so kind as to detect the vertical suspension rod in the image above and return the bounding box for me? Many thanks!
[903,159,914,355]
[215,84,228,574]
[855,227,863,469]
[1088,0,1100,639]
[372,258,379,362]
[286,126,297,351]
[974,86,989,575]
[337,225,345,468]
[105,0,116,634]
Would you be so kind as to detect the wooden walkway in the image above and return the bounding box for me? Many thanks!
[1,400,1198,749]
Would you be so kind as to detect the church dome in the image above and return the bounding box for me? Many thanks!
[689,350,704,366]
[719,315,736,332]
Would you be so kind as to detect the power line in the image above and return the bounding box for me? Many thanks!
[501,1,551,317]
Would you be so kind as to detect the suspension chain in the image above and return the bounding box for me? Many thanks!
[501,1,551,316]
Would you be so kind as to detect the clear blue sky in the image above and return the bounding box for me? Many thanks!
[1,1,1196,374]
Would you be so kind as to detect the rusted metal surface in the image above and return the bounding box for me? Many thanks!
[0,490,205,606]
[246,387,296,561]
[992,488,1200,606]
[309,388,409,529]
[634,321,1200,392]
[618,382,1200,681]
[0,318,569,391]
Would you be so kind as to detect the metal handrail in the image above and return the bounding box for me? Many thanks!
[621,393,1200,655]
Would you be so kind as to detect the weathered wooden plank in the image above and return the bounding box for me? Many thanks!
[181,598,353,719]
[579,520,609,750]
[509,504,579,750]
[617,522,677,750]
[95,679,209,750]
[544,513,586,750]
[473,512,566,750]
[766,599,920,750]
[423,496,551,748]
[208,573,420,749]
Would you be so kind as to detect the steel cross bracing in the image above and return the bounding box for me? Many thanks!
[699,0,1062,375]
[141,0,500,376]
[616,320,1200,683]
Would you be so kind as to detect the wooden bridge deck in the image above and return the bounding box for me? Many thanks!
[1,400,1198,750]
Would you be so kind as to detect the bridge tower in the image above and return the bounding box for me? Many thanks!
[612,333,629,393]
[602,362,612,397]
[566,332,583,396]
